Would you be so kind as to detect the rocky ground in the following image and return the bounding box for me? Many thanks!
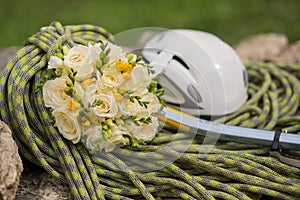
[0,33,300,200]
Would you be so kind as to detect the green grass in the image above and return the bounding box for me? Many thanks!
[0,0,299,47]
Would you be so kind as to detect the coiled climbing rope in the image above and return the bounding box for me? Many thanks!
[0,21,300,200]
[215,62,300,133]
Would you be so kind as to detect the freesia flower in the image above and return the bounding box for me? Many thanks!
[116,61,133,73]
[88,43,102,59]
[103,134,127,152]
[140,93,160,113]
[83,124,127,152]
[48,56,64,69]
[126,116,159,141]
[82,125,102,151]
[106,42,125,64]
[125,65,152,90]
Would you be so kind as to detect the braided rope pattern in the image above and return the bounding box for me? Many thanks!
[0,21,300,199]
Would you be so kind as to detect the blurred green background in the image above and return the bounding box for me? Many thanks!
[0,0,299,47]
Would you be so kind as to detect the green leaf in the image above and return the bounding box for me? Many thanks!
[136,56,143,62]
[105,48,111,55]
[130,96,135,103]
[91,99,103,107]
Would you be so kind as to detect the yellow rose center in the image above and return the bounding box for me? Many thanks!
[96,98,110,113]
[105,73,118,83]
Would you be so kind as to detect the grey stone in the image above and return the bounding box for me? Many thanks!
[0,121,23,200]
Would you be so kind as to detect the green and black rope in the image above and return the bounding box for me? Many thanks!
[0,21,300,200]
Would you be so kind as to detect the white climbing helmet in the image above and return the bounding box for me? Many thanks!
[142,29,248,116]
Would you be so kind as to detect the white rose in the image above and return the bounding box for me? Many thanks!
[126,116,159,141]
[52,107,81,143]
[119,98,141,116]
[64,45,94,81]
[43,76,70,109]
[101,68,124,88]
[43,76,84,109]
[48,56,64,69]
[106,41,126,64]
[82,125,102,151]
[125,65,151,90]
[90,93,118,118]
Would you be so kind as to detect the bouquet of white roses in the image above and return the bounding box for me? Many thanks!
[42,41,164,152]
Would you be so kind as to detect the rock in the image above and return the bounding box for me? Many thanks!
[0,121,23,200]
[234,33,288,62]
[272,40,300,66]
[15,160,70,200]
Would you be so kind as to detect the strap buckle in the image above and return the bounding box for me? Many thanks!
[269,129,300,168]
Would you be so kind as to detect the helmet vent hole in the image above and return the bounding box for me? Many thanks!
[172,55,190,70]
[243,70,248,88]
[157,83,162,89]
